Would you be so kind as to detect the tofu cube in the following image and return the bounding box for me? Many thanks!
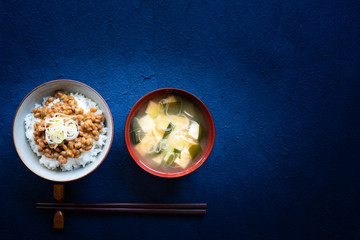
[145,101,160,117]
[134,132,157,156]
[137,114,155,133]
[188,121,200,140]
[165,95,177,103]
[152,127,164,141]
[171,116,189,130]
[156,116,172,132]
[152,152,166,165]
[174,149,192,169]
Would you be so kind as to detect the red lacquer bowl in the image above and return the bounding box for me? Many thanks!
[124,88,215,178]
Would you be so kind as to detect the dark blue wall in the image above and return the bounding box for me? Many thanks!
[1,0,360,239]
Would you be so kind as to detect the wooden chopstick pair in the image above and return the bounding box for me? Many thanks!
[36,202,207,216]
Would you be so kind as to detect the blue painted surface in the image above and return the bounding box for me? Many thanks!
[1,0,360,239]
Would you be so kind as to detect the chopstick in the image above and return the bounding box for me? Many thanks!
[36,203,207,216]
[37,202,207,209]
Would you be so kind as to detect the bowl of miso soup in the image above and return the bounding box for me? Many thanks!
[125,88,215,178]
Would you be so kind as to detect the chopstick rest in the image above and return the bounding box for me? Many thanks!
[53,184,65,230]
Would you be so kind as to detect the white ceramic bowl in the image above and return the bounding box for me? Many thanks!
[13,80,114,182]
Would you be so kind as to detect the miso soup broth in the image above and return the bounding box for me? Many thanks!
[130,94,207,173]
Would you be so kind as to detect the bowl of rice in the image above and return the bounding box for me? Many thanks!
[13,80,114,182]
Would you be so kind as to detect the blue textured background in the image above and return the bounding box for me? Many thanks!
[1,0,360,239]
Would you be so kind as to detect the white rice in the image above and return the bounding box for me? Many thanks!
[24,92,107,171]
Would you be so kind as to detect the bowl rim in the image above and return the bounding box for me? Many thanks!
[13,79,114,182]
[124,88,215,178]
